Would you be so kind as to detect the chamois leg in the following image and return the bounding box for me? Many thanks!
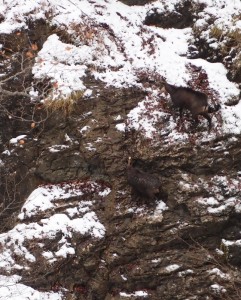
[200,112,212,131]
[192,114,199,127]
[179,107,183,119]
[176,107,184,130]
[188,113,200,132]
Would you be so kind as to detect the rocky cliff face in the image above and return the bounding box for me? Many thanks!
[0,0,241,299]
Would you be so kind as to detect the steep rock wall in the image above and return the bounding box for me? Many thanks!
[0,2,241,300]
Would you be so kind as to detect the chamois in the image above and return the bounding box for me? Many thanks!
[160,81,220,131]
[127,157,161,200]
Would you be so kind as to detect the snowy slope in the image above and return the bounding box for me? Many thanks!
[0,0,240,140]
[0,275,62,300]
[0,181,110,299]
[0,0,241,298]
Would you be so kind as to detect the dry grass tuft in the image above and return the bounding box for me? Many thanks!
[210,25,224,40]
[44,90,84,115]
[228,29,241,45]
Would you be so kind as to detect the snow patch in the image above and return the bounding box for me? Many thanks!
[9,135,27,144]
[0,275,62,300]
[120,290,148,298]
[165,264,180,273]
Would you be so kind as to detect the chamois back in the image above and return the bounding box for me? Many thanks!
[161,81,220,131]
[127,157,160,199]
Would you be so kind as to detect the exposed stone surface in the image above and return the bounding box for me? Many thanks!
[119,0,153,5]
[144,0,202,29]
[1,70,241,299]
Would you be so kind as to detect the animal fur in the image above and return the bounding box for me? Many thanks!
[127,157,161,199]
[160,81,220,131]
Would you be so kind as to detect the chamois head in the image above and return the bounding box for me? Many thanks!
[160,79,168,95]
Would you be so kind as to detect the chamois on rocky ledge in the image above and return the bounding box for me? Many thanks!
[127,157,161,200]
[160,80,221,131]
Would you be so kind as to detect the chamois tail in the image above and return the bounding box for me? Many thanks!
[207,104,221,113]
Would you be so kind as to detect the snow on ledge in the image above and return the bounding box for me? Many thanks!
[0,210,106,270]
[32,34,87,99]
[165,264,181,273]
[148,200,168,221]
[0,275,62,300]
[9,135,27,145]
[0,181,110,271]
[120,290,148,298]
[18,181,111,219]
[0,0,240,140]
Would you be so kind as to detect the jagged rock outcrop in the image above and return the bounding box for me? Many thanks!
[144,0,200,29]
[1,69,241,299]
[0,1,241,300]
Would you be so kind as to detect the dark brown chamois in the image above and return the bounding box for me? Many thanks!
[127,157,161,200]
[160,81,220,131]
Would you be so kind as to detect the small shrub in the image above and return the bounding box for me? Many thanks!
[44,90,84,115]
[220,241,229,262]
[59,19,103,47]
[208,25,241,59]
[227,29,241,46]
[210,25,224,40]
[192,24,203,36]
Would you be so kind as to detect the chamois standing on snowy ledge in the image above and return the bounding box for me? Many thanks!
[127,157,161,200]
[160,80,221,131]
